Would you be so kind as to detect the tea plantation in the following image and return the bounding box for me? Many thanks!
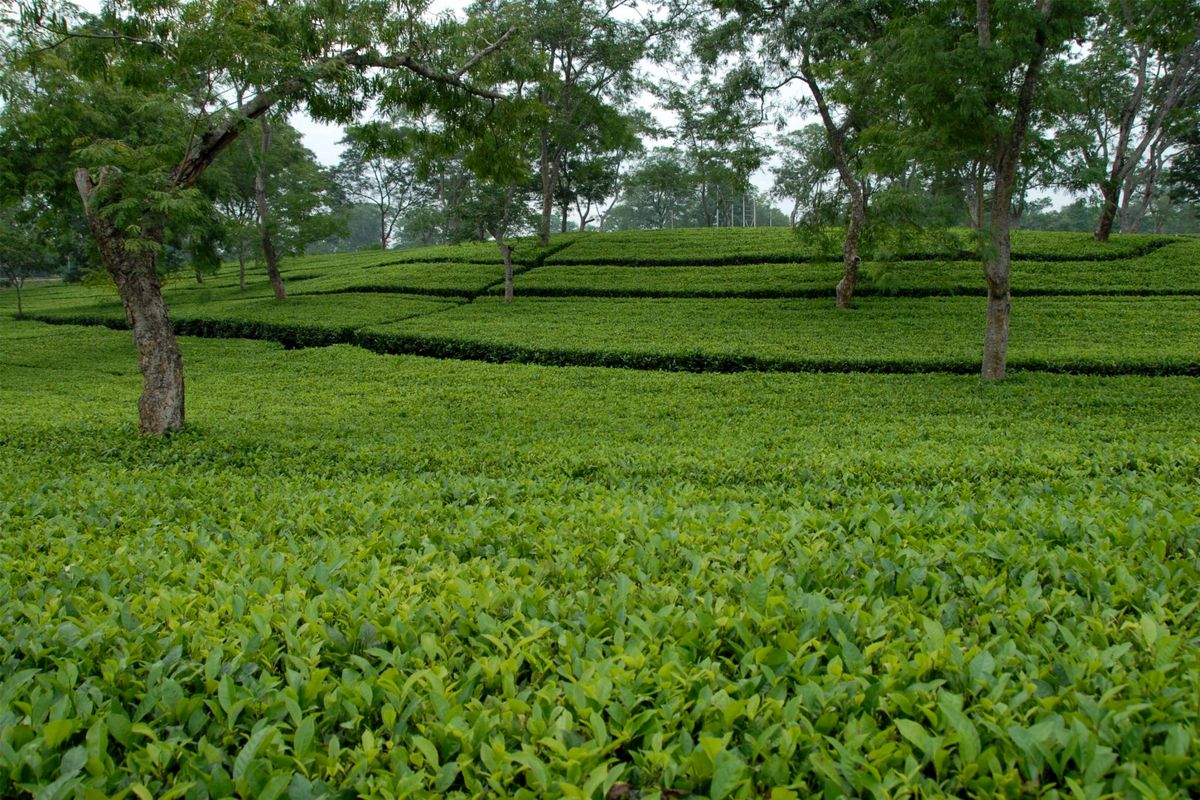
[2,228,1199,799]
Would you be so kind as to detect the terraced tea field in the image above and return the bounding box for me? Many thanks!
[2,228,1198,798]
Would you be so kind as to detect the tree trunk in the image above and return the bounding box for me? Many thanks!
[238,243,247,290]
[76,169,185,434]
[978,0,1049,380]
[538,135,556,246]
[836,194,865,309]
[380,204,389,250]
[253,117,286,300]
[1094,181,1120,242]
[1124,130,1169,233]
[14,278,23,320]
[194,268,205,284]
[499,241,514,303]
[981,240,1012,381]
[801,55,867,310]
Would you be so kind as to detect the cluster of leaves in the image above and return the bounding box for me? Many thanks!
[1,317,1198,798]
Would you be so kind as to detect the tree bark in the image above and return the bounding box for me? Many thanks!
[1094,181,1120,241]
[487,185,518,303]
[801,54,867,309]
[13,277,23,320]
[238,243,247,290]
[253,117,287,300]
[1092,24,1200,240]
[538,136,557,246]
[76,169,185,434]
[500,241,514,303]
[979,0,1050,380]
[836,195,865,309]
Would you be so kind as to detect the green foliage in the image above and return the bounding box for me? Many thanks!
[543,228,1179,266]
[1,316,1199,797]
[11,229,1200,379]
[507,239,1200,298]
[355,295,1200,375]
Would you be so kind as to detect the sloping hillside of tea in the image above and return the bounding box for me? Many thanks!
[14,228,1200,376]
[2,228,1199,799]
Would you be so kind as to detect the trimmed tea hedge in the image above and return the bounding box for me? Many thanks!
[2,319,1198,798]
[358,296,1200,376]
[286,263,504,299]
[506,247,1200,299]
[25,291,1200,377]
[543,228,1179,266]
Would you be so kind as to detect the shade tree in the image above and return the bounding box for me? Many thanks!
[1,0,515,433]
[333,123,428,251]
[1052,1,1200,240]
[883,0,1095,379]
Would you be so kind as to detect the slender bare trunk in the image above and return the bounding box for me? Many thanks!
[978,0,1049,380]
[238,242,247,290]
[253,117,286,300]
[836,195,865,308]
[77,169,185,434]
[380,204,388,250]
[700,183,713,226]
[538,135,557,246]
[1124,130,1169,232]
[802,54,867,309]
[14,278,23,320]
[500,242,514,303]
[488,185,518,303]
[577,198,593,231]
[194,268,205,284]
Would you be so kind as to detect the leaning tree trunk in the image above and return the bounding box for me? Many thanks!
[488,189,518,304]
[76,170,185,434]
[1094,180,1120,242]
[801,55,867,310]
[252,117,286,300]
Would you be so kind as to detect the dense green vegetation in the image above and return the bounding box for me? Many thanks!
[3,0,1197,786]
[13,229,1200,376]
[511,241,1200,298]
[2,316,1199,798]
[3,228,1199,797]
[542,229,1181,266]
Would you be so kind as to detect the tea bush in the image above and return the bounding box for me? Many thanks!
[1,320,1198,798]
[512,239,1200,299]
[542,229,1178,266]
[3,228,1199,797]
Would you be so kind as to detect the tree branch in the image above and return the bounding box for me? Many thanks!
[455,26,517,78]
[341,49,504,99]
